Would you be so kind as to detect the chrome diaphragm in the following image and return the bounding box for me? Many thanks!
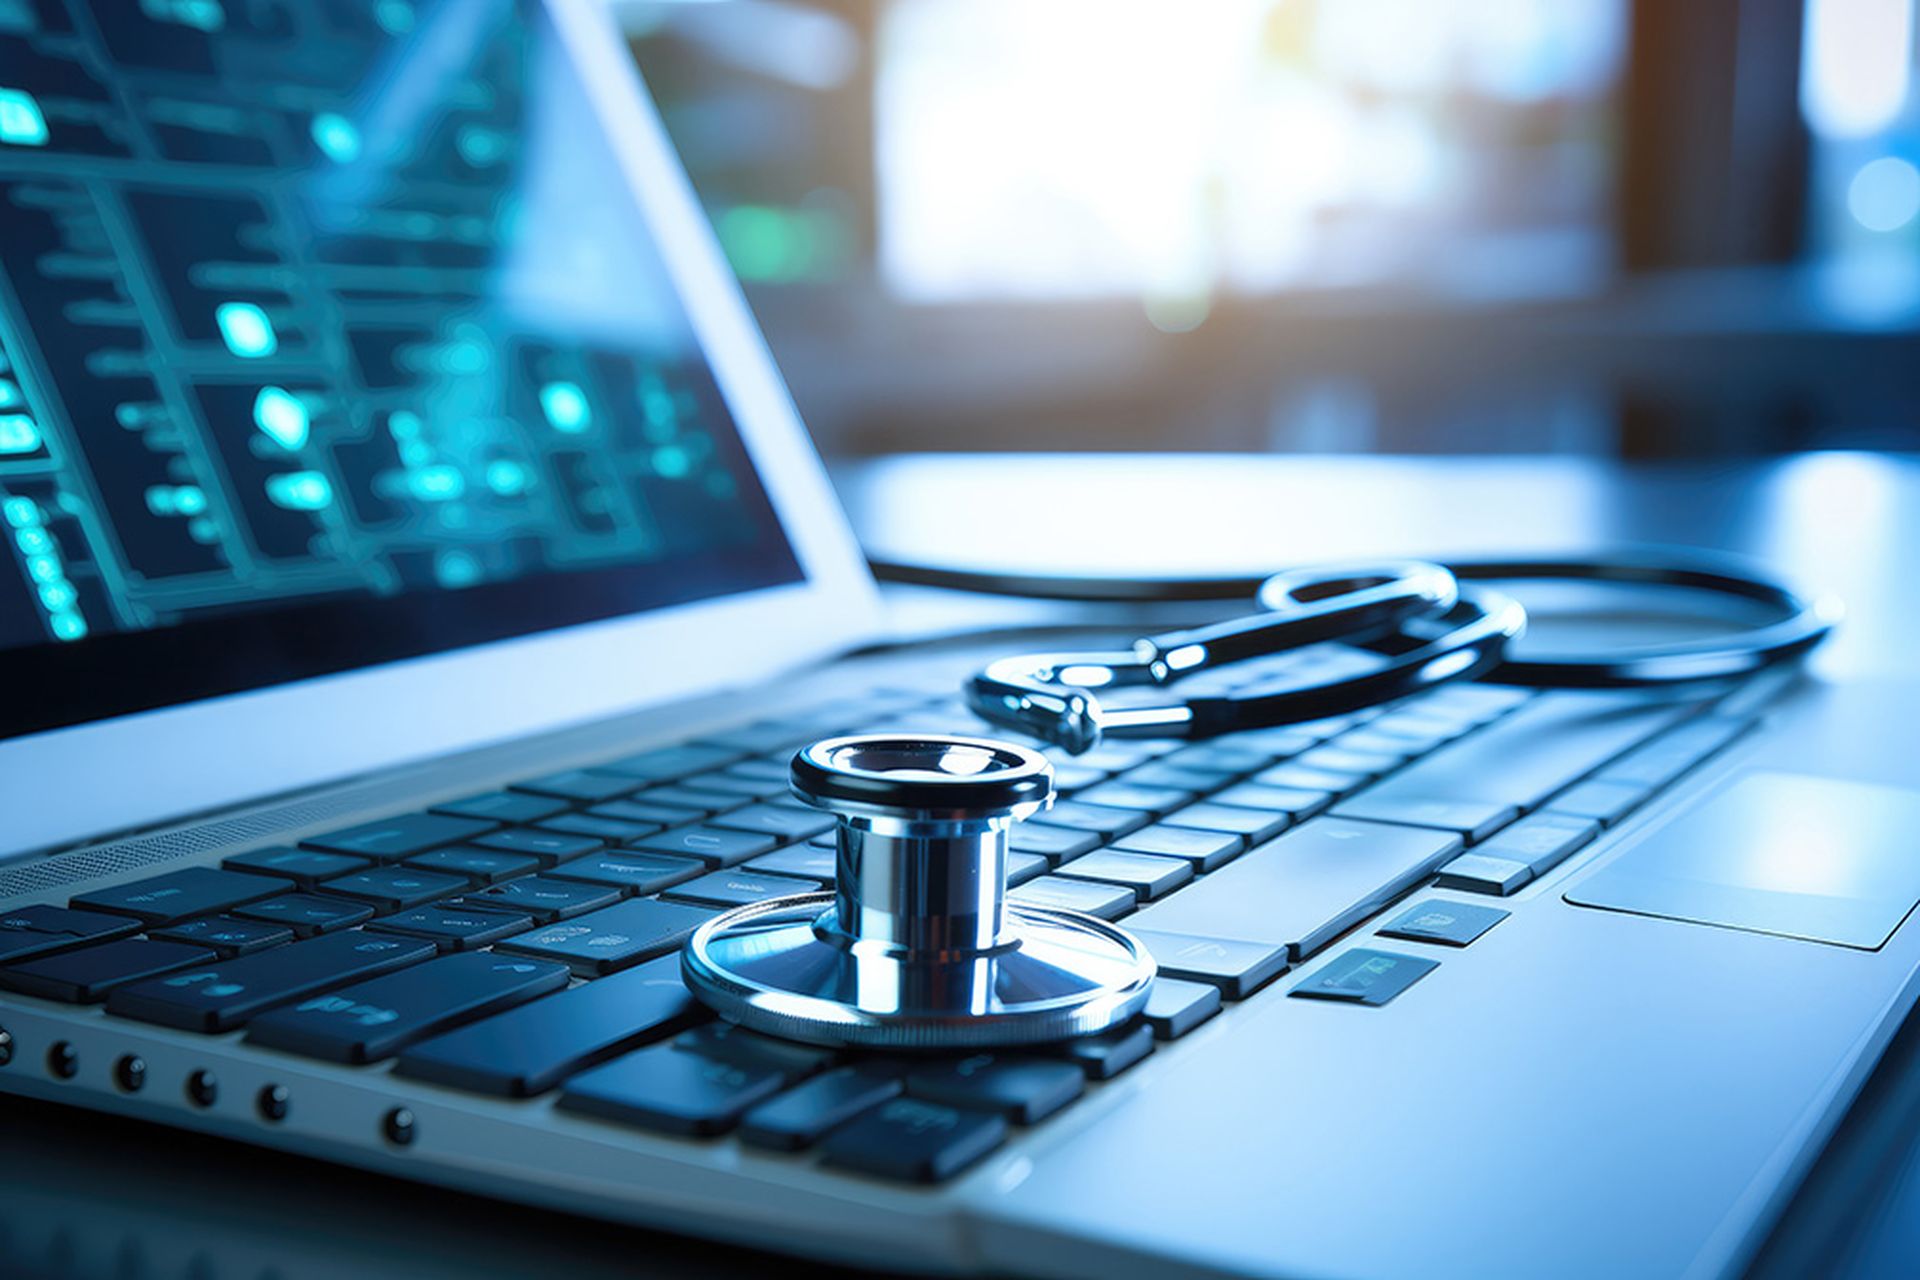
[680,733,1156,1050]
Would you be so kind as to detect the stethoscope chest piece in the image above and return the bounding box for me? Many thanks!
[680,734,1156,1050]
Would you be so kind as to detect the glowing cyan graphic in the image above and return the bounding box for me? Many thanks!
[651,444,691,478]
[0,379,21,408]
[310,112,362,163]
[253,387,310,449]
[4,493,86,641]
[540,380,591,433]
[145,484,209,516]
[0,88,48,147]
[407,464,464,501]
[215,302,277,358]
[266,471,333,511]
[435,549,482,587]
[485,459,529,495]
[0,414,40,454]
[145,0,226,33]
[1848,157,1920,232]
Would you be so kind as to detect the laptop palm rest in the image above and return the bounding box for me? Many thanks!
[1565,771,1920,950]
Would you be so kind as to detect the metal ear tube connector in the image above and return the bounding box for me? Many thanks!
[680,734,1156,1050]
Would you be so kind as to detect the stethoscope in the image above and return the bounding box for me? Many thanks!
[959,552,1840,753]
[683,552,1838,1052]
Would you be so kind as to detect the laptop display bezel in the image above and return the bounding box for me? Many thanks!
[0,0,884,862]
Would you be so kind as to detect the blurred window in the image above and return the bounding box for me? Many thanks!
[875,0,1627,314]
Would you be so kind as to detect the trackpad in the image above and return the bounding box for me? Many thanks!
[1566,772,1920,950]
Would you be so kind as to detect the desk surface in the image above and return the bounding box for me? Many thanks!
[5,452,1918,1280]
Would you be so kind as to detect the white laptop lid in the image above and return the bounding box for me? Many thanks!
[0,0,881,861]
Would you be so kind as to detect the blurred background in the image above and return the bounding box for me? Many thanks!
[616,0,1920,459]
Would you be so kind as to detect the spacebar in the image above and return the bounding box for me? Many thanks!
[1357,691,1702,813]
[1129,819,1462,958]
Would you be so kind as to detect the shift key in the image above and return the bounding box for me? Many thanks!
[106,931,435,1032]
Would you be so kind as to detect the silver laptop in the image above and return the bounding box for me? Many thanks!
[5,3,1919,1276]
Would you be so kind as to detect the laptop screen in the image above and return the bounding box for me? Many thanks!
[0,0,804,743]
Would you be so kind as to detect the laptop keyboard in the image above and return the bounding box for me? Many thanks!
[0,667,1757,1184]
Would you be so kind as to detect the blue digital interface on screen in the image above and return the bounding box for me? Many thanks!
[0,0,797,656]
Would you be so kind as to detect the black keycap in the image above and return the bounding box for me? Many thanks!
[1378,899,1510,948]
[224,847,372,887]
[1249,764,1366,798]
[1544,778,1649,826]
[72,867,280,927]
[473,828,604,864]
[694,722,813,754]
[366,904,533,952]
[539,813,664,843]
[1291,947,1438,1006]
[1029,801,1149,841]
[674,1022,837,1077]
[1210,783,1335,820]
[1597,715,1749,788]
[496,898,716,975]
[1132,818,1462,959]
[245,952,570,1063]
[320,867,468,913]
[1294,745,1401,778]
[709,804,835,842]
[1352,691,1694,813]
[1008,877,1134,921]
[725,756,794,783]
[1053,850,1192,901]
[641,785,745,817]
[905,1054,1084,1124]
[0,905,140,965]
[1165,742,1282,775]
[683,772,788,802]
[546,851,706,895]
[233,894,374,937]
[1162,802,1291,846]
[740,1066,904,1151]
[1475,813,1598,877]
[302,813,498,861]
[1,938,215,1003]
[1110,825,1242,872]
[1047,1023,1155,1080]
[1073,782,1197,818]
[430,791,571,824]
[1126,929,1290,999]
[1008,823,1101,864]
[1331,796,1518,843]
[598,743,742,782]
[820,1098,1007,1184]
[150,916,294,957]
[591,799,706,827]
[107,931,435,1032]
[404,846,541,885]
[1075,740,1173,771]
[460,877,622,923]
[744,843,837,881]
[1050,764,1107,792]
[1142,977,1222,1039]
[1007,851,1049,887]
[664,869,820,909]
[509,769,642,803]
[632,826,778,868]
[396,953,707,1096]
[560,1042,793,1136]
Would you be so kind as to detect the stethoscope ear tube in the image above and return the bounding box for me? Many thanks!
[960,553,1838,754]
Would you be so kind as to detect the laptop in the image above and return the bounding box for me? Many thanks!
[5,3,1920,1276]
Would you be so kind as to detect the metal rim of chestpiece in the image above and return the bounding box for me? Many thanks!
[681,734,1157,1050]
